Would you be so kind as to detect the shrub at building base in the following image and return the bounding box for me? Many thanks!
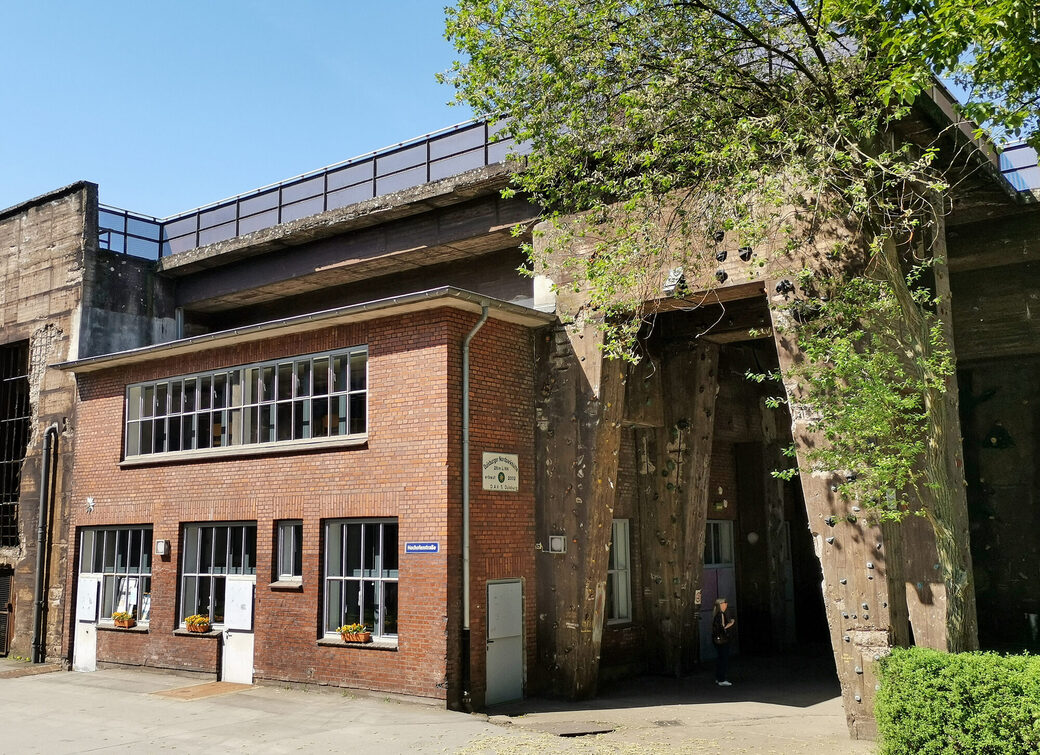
[876,646,1040,754]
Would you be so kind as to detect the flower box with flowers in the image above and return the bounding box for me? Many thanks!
[184,614,212,633]
[337,623,372,644]
[111,611,136,629]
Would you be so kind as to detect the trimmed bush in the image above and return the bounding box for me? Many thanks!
[876,647,1040,754]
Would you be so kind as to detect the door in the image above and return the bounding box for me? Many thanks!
[221,575,255,684]
[486,579,523,705]
[700,520,737,660]
[73,575,101,672]
[781,521,797,645]
[0,569,11,656]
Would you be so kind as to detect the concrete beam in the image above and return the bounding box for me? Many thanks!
[174,194,538,313]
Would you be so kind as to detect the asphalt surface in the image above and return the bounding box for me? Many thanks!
[0,654,874,754]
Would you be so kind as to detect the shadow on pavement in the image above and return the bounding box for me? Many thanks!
[488,650,840,717]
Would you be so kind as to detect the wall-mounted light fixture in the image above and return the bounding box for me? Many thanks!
[662,267,685,295]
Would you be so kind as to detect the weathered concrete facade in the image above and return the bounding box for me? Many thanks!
[0,182,184,662]
[522,108,1038,736]
[949,210,1040,653]
[1,112,1037,742]
[0,185,88,661]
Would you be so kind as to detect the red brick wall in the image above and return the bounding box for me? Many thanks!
[446,312,537,709]
[62,307,536,703]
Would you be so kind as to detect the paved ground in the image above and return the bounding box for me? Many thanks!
[0,654,875,754]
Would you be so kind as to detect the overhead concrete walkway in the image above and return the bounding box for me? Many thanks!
[0,655,874,754]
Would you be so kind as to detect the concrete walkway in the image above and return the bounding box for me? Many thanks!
[483,654,876,754]
[0,654,875,754]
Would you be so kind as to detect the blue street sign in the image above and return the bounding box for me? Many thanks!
[405,542,440,554]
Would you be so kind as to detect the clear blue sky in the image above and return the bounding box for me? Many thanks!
[0,2,470,217]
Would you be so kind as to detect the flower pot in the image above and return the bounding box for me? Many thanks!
[340,631,372,644]
[186,623,211,633]
[114,618,136,629]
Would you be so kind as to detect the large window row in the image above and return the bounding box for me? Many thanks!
[125,347,367,458]
[80,519,399,641]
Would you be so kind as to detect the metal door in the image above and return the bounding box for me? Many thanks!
[486,579,523,705]
[782,521,797,644]
[73,575,101,672]
[0,569,12,655]
[699,520,737,660]
[221,575,255,684]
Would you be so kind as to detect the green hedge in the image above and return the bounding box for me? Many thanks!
[876,647,1040,754]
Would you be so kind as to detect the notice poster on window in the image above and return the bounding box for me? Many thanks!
[482,452,519,492]
[116,577,138,614]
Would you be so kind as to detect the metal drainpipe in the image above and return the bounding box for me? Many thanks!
[461,304,488,705]
[32,423,59,664]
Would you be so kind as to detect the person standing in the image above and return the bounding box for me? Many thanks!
[712,597,736,686]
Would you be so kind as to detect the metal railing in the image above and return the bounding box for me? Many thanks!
[1000,142,1040,193]
[97,206,163,260]
[99,119,529,260]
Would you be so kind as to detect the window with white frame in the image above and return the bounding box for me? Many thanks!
[704,520,734,566]
[324,519,398,638]
[607,519,632,623]
[277,520,303,581]
[180,523,256,624]
[125,346,367,458]
[79,527,153,622]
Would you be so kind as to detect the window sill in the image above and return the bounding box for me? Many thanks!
[97,623,149,634]
[173,628,221,637]
[121,434,368,467]
[269,579,303,591]
[317,636,398,651]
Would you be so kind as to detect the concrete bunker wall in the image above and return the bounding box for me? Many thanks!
[0,185,90,661]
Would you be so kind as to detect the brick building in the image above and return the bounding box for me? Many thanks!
[62,296,546,707]
[1,109,1038,736]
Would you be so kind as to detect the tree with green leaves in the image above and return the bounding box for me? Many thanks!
[444,0,1039,652]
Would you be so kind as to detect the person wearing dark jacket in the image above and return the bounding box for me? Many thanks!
[712,597,736,686]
